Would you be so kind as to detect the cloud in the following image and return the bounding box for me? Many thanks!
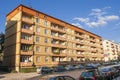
[104,15,119,21]
[74,17,89,23]
[73,7,119,27]
[72,23,83,28]
[89,8,106,17]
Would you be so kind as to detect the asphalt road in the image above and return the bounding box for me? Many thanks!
[26,70,84,80]
[1,69,120,80]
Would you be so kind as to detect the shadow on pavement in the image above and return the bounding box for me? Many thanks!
[0,76,5,79]
[0,71,9,75]
[25,75,45,80]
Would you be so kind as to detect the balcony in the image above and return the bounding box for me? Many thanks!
[21,50,33,55]
[97,54,104,58]
[91,49,97,53]
[21,28,33,34]
[76,47,86,51]
[52,35,66,41]
[75,34,84,39]
[22,17,34,24]
[90,39,96,42]
[21,39,33,44]
[51,27,65,33]
[20,62,33,67]
[75,40,84,45]
[51,44,67,48]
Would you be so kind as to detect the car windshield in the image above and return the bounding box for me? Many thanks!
[81,72,93,77]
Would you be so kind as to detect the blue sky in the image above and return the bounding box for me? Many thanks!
[0,0,120,42]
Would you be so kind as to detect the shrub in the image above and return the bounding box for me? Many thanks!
[11,70,17,73]
[20,67,36,73]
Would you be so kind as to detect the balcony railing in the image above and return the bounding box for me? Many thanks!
[51,27,66,33]
[21,39,33,44]
[22,17,34,24]
[52,36,66,41]
[21,50,33,55]
[75,34,84,39]
[20,62,33,67]
[21,28,33,34]
[51,44,67,48]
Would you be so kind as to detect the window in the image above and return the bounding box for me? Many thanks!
[22,24,30,30]
[45,38,48,43]
[44,29,48,34]
[36,46,40,53]
[44,21,48,26]
[21,44,29,51]
[36,37,40,42]
[36,57,40,62]
[20,56,31,62]
[45,57,49,62]
[45,47,48,53]
[36,18,40,23]
[36,27,40,32]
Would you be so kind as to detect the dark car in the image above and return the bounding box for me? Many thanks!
[75,64,84,69]
[100,67,116,80]
[53,66,66,72]
[79,70,104,80]
[36,66,53,74]
[65,65,75,71]
[113,65,120,76]
[85,64,98,70]
[39,75,75,80]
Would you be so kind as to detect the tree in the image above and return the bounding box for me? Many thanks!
[0,32,4,62]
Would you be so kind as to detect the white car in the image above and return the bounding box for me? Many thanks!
[36,66,53,74]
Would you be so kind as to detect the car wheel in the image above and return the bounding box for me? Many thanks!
[41,71,45,75]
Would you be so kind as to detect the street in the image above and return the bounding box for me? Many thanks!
[0,70,83,80]
[0,70,120,80]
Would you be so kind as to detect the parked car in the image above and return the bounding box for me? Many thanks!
[75,64,84,69]
[65,65,75,71]
[52,66,66,72]
[111,66,119,77]
[100,67,116,80]
[39,75,76,80]
[36,66,53,74]
[79,69,104,80]
[85,64,98,70]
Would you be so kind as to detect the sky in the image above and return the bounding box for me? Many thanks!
[0,0,120,43]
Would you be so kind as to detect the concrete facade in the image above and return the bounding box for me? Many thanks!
[103,40,120,62]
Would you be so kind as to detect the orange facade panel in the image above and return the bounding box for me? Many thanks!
[20,62,33,67]
[51,27,66,33]
[21,51,33,55]
[22,17,34,24]
[21,28,33,34]
[21,39,33,44]
[51,44,67,49]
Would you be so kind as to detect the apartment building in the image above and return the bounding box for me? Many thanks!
[103,40,120,62]
[4,4,104,72]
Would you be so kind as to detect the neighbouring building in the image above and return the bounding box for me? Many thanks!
[4,4,104,72]
[103,40,120,62]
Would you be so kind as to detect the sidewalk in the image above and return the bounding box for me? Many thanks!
[0,72,39,80]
